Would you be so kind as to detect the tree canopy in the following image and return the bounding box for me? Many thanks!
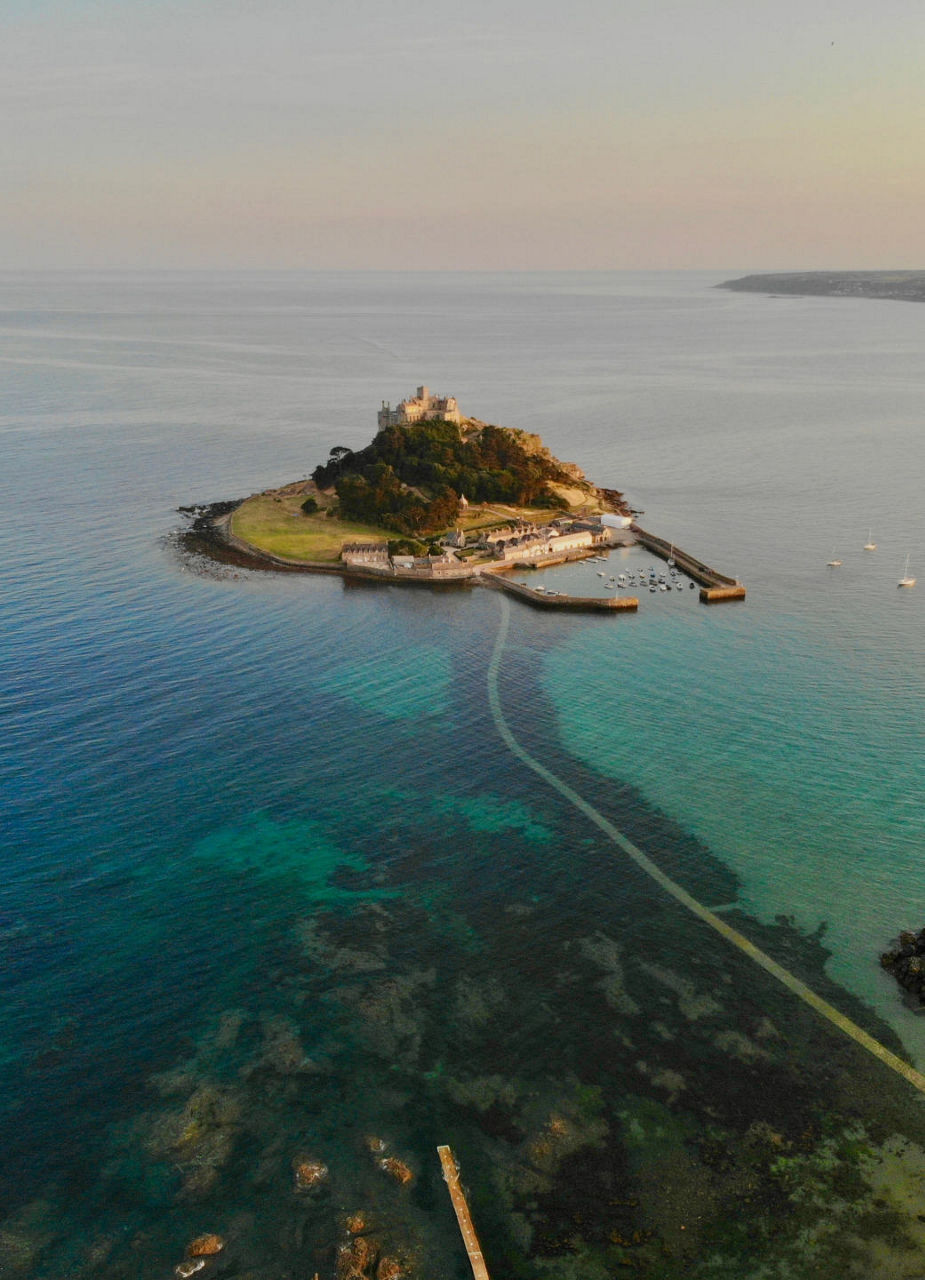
[312,419,568,535]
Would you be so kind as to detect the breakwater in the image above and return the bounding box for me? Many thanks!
[483,572,639,612]
[633,526,746,602]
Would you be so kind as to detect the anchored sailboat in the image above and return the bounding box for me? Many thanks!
[898,554,916,588]
[864,529,877,550]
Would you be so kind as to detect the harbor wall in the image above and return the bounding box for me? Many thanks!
[633,525,745,602]
[482,573,639,612]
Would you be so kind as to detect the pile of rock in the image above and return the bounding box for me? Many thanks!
[880,929,925,1006]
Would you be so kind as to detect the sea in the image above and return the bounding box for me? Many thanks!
[1,270,924,1279]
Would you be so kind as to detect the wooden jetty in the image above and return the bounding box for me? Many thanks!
[437,1145,490,1280]
[633,525,746,602]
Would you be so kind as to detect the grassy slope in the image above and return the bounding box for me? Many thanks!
[231,493,395,562]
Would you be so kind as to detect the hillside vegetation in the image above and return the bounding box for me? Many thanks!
[312,418,589,536]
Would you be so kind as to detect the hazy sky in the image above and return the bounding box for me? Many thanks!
[4,0,924,269]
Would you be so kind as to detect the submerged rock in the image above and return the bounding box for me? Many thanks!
[0,1201,58,1276]
[577,932,641,1016]
[251,1014,319,1076]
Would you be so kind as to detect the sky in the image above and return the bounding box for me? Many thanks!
[3,0,925,270]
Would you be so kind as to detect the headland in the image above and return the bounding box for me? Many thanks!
[180,386,745,607]
[719,271,925,303]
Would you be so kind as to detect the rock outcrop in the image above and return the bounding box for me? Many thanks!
[880,928,925,1006]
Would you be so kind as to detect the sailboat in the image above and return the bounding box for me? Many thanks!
[898,554,916,588]
[864,529,877,550]
[826,549,842,567]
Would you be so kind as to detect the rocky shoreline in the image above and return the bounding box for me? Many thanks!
[178,502,472,586]
[178,502,351,576]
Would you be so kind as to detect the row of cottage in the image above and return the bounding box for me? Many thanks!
[341,517,617,573]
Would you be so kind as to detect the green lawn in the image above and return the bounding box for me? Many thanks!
[231,489,599,563]
[231,493,395,562]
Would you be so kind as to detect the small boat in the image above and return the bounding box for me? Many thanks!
[597,571,606,577]
[826,550,842,567]
[898,553,916,588]
[659,583,668,591]
[667,545,676,567]
[649,584,657,592]
[864,529,877,551]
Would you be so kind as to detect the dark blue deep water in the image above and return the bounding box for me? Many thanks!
[1,271,924,1278]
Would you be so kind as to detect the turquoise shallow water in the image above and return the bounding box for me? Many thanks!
[1,270,924,1278]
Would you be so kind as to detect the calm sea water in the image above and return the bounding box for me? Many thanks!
[1,270,924,1279]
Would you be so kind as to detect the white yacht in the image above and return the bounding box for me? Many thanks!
[898,554,916,588]
[864,530,877,551]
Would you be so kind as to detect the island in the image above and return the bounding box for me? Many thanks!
[719,271,925,303]
[180,386,745,607]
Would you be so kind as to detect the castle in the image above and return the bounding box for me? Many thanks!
[377,386,461,432]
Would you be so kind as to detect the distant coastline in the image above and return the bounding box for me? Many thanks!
[719,271,925,303]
